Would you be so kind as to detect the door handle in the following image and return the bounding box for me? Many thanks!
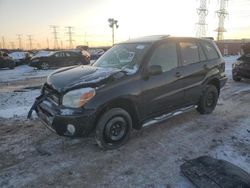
[175,72,181,78]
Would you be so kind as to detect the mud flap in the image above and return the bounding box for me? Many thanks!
[180,156,250,188]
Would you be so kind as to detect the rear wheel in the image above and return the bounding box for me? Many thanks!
[40,62,49,70]
[197,84,219,114]
[95,108,132,150]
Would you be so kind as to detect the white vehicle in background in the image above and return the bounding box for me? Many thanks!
[9,51,31,66]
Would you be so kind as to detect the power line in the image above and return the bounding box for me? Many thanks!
[50,25,59,49]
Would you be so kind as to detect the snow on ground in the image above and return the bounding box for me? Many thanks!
[0,65,53,82]
[0,89,40,118]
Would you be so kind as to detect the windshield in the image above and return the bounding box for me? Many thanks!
[93,43,150,74]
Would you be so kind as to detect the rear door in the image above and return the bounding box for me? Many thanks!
[51,52,65,67]
[141,40,185,119]
[177,40,208,105]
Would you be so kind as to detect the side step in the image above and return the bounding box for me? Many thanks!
[142,105,197,127]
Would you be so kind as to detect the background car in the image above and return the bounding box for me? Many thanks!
[29,50,88,69]
[9,51,31,66]
[0,51,15,69]
[90,49,106,61]
[232,43,250,81]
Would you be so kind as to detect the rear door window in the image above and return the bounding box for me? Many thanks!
[148,42,178,72]
[200,41,220,60]
[179,42,200,65]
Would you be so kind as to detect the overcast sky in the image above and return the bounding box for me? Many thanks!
[0,0,250,48]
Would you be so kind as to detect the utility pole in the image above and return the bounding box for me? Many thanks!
[17,34,22,49]
[196,0,208,38]
[27,35,33,50]
[50,25,59,49]
[2,37,5,49]
[65,26,74,49]
[108,18,119,45]
[215,0,229,41]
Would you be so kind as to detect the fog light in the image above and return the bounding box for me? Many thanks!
[67,124,75,135]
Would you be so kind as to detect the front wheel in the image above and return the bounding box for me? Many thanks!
[40,62,49,70]
[95,108,132,150]
[197,84,219,114]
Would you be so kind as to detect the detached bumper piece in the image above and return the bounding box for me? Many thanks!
[181,156,250,188]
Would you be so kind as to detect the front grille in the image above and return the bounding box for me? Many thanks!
[43,84,60,105]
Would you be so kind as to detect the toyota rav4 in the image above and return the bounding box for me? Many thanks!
[28,35,227,149]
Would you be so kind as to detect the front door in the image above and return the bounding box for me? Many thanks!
[141,41,185,120]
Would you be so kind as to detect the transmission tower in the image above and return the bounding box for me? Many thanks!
[27,35,33,50]
[196,0,208,38]
[2,37,5,49]
[17,34,22,49]
[65,26,74,49]
[50,25,59,49]
[215,0,229,41]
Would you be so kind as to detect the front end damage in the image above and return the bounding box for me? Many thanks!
[27,84,96,137]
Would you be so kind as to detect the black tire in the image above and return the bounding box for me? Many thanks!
[95,108,132,150]
[197,84,219,114]
[40,62,49,70]
[233,75,241,82]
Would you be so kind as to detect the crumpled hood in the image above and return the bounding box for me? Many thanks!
[47,65,122,92]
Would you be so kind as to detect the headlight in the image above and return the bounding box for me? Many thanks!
[62,87,95,108]
[32,59,39,62]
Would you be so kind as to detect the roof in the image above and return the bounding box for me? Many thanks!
[121,35,212,44]
[122,35,170,43]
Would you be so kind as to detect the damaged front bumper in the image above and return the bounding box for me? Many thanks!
[28,94,96,137]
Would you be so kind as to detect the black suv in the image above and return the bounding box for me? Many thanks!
[232,43,250,81]
[29,50,88,69]
[28,36,227,149]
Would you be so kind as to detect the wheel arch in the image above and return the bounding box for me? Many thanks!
[93,97,141,131]
[206,77,220,95]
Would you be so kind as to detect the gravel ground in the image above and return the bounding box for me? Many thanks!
[0,56,249,188]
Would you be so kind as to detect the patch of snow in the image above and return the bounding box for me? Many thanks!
[224,55,239,79]
[0,65,53,82]
[32,51,54,58]
[0,89,40,118]
[9,52,27,60]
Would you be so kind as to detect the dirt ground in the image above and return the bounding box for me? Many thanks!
[0,66,250,187]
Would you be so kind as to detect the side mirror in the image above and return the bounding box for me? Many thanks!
[147,65,163,76]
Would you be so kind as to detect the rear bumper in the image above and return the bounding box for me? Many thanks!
[36,100,96,137]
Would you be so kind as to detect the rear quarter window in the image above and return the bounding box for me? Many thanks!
[201,41,220,60]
